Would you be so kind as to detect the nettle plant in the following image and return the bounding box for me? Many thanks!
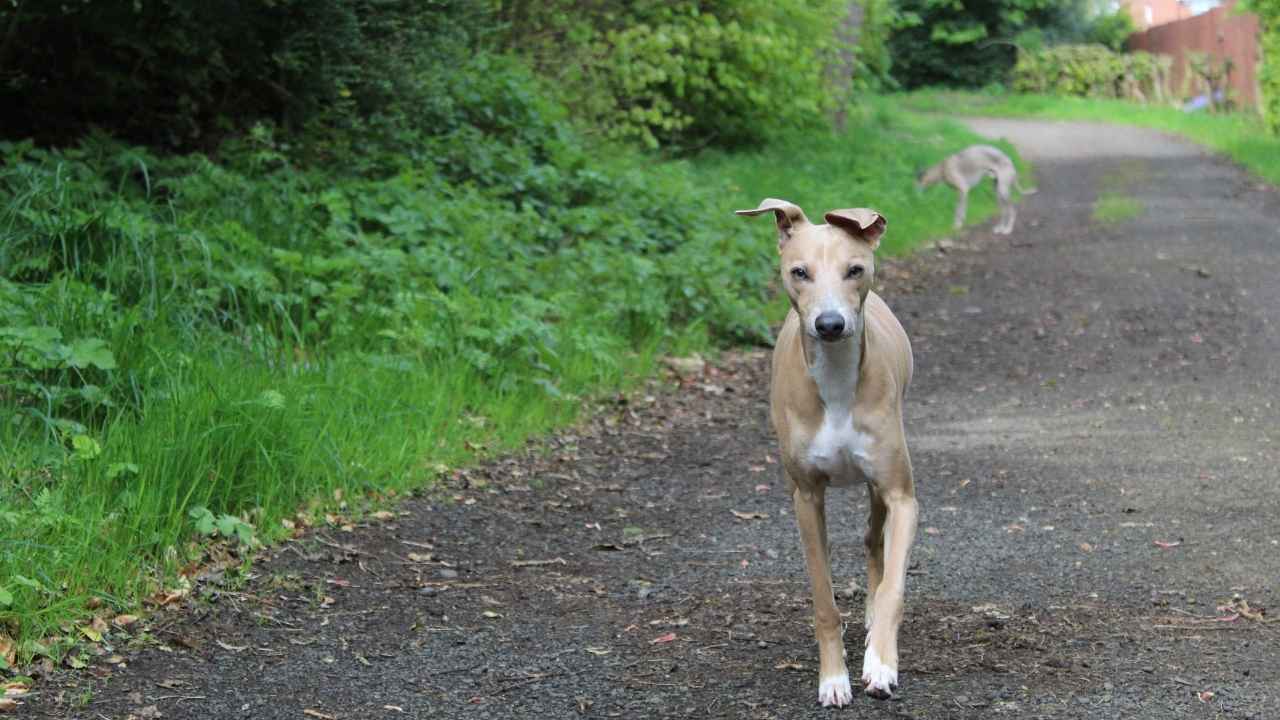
[0,303,120,444]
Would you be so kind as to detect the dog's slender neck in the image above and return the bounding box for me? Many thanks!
[802,311,865,411]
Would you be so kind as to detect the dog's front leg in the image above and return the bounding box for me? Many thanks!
[791,479,851,707]
[862,481,917,699]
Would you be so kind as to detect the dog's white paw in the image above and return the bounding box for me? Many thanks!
[861,647,899,700]
[818,673,854,707]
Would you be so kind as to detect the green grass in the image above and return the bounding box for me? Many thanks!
[1092,193,1143,222]
[0,99,1024,661]
[898,89,1280,185]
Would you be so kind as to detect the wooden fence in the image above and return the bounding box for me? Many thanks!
[1126,0,1261,107]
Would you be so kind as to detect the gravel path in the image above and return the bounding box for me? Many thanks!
[27,118,1280,719]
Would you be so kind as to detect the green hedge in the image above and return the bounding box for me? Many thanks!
[1012,44,1171,101]
[1246,0,1280,133]
[499,0,847,150]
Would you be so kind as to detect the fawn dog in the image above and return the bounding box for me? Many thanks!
[737,199,917,706]
[917,144,1036,235]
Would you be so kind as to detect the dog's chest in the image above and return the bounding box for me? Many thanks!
[803,409,875,486]
[797,345,875,485]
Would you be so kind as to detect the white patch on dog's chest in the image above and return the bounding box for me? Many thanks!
[800,334,876,486]
[806,410,875,485]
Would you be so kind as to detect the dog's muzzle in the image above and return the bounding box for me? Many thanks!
[814,312,846,342]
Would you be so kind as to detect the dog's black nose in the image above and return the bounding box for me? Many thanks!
[815,312,845,340]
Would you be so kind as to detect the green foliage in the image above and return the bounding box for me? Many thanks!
[1087,8,1137,51]
[500,1,846,150]
[888,0,1118,89]
[853,0,907,92]
[0,0,490,148]
[1250,0,1280,133]
[188,506,258,546]
[1012,44,1171,101]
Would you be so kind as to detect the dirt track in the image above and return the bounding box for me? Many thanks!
[27,118,1280,719]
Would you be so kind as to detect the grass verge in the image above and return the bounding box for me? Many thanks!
[898,89,1280,185]
[0,100,1021,662]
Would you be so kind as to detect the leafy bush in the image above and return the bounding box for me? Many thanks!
[500,0,847,150]
[888,0,1136,90]
[0,0,490,148]
[1244,0,1280,132]
[1088,8,1137,51]
[1012,45,1171,101]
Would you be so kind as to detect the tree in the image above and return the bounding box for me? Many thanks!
[888,0,1096,88]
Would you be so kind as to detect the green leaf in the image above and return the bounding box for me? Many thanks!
[188,506,216,535]
[12,575,44,592]
[67,338,118,370]
[215,514,241,537]
[107,462,140,480]
[258,390,286,409]
[71,434,102,461]
[0,587,12,606]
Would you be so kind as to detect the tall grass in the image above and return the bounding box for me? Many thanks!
[0,102,1018,658]
[899,89,1280,185]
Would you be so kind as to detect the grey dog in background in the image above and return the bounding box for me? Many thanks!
[916,145,1036,235]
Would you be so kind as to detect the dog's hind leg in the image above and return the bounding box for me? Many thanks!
[952,190,968,230]
[995,178,1014,234]
[792,480,853,707]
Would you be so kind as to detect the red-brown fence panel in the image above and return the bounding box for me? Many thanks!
[1127,0,1261,107]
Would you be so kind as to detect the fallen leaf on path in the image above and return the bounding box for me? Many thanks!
[371,511,395,521]
[650,632,677,644]
[1198,690,1215,703]
[407,553,434,563]
[0,698,16,713]
[1078,542,1095,553]
[924,527,940,535]
[774,661,806,671]
[383,706,404,713]
[2,683,29,698]
[1153,540,1181,549]
[304,710,338,720]
[731,510,768,521]
[754,484,770,493]
[215,640,249,653]
[79,625,103,643]
[482,611,503,619]
[136,705,162,719]
[585,647,611,656]
[114,614,140,628]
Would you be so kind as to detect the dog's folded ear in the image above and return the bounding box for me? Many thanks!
[824,208,886,250]
[735,198,809,249]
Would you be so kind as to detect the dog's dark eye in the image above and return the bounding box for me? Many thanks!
[846,265,865,280]
[790,267,809,281]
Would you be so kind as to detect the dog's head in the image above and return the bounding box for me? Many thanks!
[914,165,937,192]
[736,198,885,344]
